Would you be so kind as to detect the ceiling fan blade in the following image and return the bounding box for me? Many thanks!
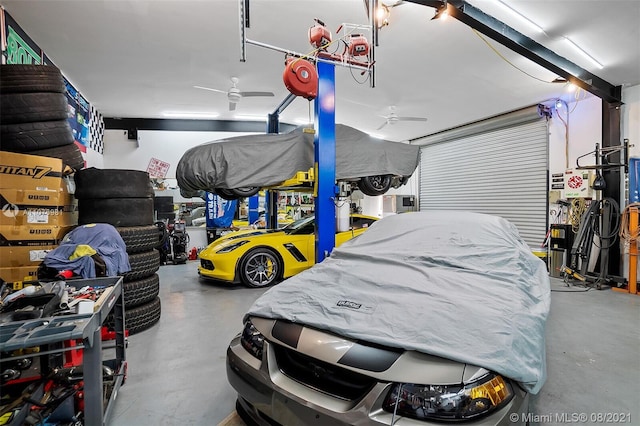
[239,91,275,97]
[229,102,237,111]
[193,85,228,94]
[376,121,388,130]
[396,117,428,122]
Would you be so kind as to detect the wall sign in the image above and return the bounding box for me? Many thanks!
[147,158,171,178]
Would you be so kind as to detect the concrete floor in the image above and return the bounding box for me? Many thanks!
[110,262,640,426]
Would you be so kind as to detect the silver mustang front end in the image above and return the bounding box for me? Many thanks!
[227,317,529,426]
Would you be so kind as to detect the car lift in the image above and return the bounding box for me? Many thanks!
[245,0,379,263]
[242,0,623,264]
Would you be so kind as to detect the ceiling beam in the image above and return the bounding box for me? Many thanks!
[405,0,623,105]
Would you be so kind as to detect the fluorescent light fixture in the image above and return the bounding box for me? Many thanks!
[369,133,385,139]
[162,111,220,119]
[564,36,604,69]
[233,114,267,121]
[494,0,544,33]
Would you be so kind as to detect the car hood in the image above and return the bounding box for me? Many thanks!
[209,229,283,249]
[250,316,490,385]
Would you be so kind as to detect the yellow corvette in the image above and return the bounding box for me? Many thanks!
[198,214,378,287]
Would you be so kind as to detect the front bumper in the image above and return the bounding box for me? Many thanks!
[197,258,237,282]
[226,335,530,426]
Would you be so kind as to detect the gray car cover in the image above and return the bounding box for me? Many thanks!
[176,124,420,197]
[247,211,551,394]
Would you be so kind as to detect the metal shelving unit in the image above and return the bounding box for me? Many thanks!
[0,276,126,425]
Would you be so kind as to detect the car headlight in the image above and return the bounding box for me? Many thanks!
[240,320,264,360]
[216,240,249,253]
[382,372,513,421]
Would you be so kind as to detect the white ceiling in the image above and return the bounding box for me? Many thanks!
[2,0,639,142]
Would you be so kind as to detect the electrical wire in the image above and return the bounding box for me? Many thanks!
[569,198,588,233]
[590,198,620,249]
[470,28,555,84]
[569,86,586,114]
[619,202,640,241]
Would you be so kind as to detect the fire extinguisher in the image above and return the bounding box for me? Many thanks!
[188,247,198,261]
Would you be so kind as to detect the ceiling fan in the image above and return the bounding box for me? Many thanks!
[194,77,275,111]
[376,106,428,130]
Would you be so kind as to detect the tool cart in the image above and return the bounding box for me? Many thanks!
[0,276,126,425]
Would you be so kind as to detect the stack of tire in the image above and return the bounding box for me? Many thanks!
[0,64,84,171]
[74,168,161,335]
[153,196,175,223]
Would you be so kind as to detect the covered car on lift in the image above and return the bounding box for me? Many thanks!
[176,124,420,199]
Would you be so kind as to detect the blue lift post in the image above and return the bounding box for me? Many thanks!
[314,61,337,263]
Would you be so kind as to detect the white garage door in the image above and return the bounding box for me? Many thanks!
[415,106,549,248]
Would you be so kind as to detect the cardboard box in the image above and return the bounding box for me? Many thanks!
[0,224,73,246]
[0,244,57,268]
[1,183,77,226]
[0,266,39,285]
[0,151,72,191]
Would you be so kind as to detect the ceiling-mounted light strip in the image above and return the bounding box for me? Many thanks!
[233,114,267,121]
[162,111,220,119]
[564,36,604,69]
[493,0,544,33]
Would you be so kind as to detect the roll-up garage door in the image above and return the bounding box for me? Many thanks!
[415,106,548,248]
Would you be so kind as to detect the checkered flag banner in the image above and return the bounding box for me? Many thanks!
[89,105,104,154]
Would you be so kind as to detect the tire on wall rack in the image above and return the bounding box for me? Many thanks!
[116,225,163,253]
[122,273,160,309]
[78,198,154,227]
[27,143,85,172]
[122,249,160,282]
[0,120,74,151]
[0,64,65,94]
[74,168,154,199]
[357,175,392,197]
[0,92,69,124]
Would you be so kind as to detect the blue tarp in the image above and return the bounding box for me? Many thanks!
[43,223,131,278]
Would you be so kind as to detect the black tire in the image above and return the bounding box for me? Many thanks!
[109,296,161,335]
[123,250,160,282]
[78,197,154,227]
[0,92,69,124]
[231,187,259,198]
[27,143,84,172]
[156,212,175,222]
[153,196,174,206]
[239,248,282,288]
[74,168,154,199]
[358,175,392,196]
[126,296,161,335]
[0,120,73,151]
[117,225,162,253]
[123,273,160,308]
[216,189,239,200]
[0,65,65,93]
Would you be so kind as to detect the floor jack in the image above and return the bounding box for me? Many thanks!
[563,198,626,289]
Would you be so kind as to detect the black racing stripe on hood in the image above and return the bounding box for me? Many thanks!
[338,342,403,372]
[224,229,280,241]
[272,320,303,348]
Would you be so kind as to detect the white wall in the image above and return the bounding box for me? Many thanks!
[548,93,602,175]
[83,146,104,169]
[102,129,260,177]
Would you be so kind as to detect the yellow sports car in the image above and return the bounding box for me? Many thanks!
[198,214,378,287]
